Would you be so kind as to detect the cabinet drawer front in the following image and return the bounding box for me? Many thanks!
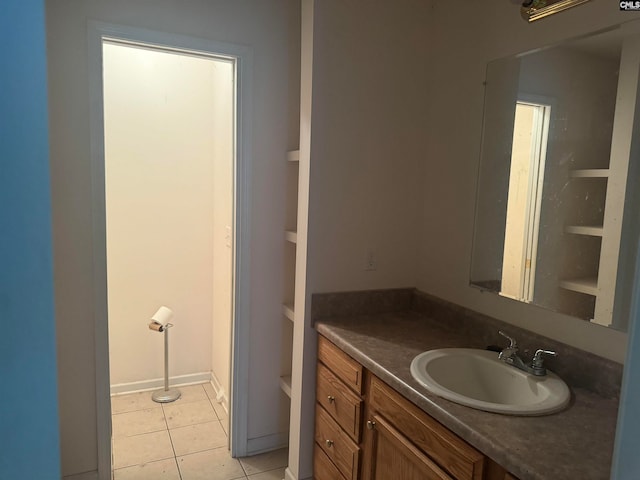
[317,363,363,441]
[318,336,364,394]
[315,405,361,480]
[314,444,348,480]
[369,376,484,480]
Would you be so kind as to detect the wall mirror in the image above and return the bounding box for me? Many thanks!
[470,20,640,332]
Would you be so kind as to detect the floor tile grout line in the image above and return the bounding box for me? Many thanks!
[110,390,162,415]
[111,425,167,440]
[111,428,175,470]
[161,401,183,480]
[112,383,211,415]
[204,390,220,420]
[112,454,176,475]
[111,383,255,478]
[239,454,250,476]
[172,455,182,480]
[243,464,289,478]
[174,444,232,460]
[167,389,221,480]
[112,407,162,418]
[170,418,222,432]
[111,406,162,415]
[110,404,168,438]
[202,383,229,423]
[161,403,189,480]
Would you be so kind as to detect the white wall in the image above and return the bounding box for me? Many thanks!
[46,1,300,476]
[104,43,233,388]
[307,1,433,296]
[211,57,234,404]
[305,1,637,365]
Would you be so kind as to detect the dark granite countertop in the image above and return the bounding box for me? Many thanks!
[316,311,619,480]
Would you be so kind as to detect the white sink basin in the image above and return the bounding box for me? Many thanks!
[410,348,570,416]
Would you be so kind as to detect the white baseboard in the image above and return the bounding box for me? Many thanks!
[110,371,211,395]
[246,431,289,456]
[283,468,311,480]
[209,370,229,413]
[63,471,98,480]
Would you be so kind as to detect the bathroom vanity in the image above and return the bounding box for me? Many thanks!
[315,335,506,480]
[311,290,620,480]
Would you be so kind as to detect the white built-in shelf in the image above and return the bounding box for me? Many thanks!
[285,230,298,244]
[569,169,610,178]
[282,303,295,322]
[287,150,300,162]
[559,277,598,296]
[565,225,604,237]
[279,375,292,398]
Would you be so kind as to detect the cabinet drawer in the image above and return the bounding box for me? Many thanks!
[315,405,361,480]
[318,336,364,394]
[369,376,484,480]
[317,362,363,441]
[314,444,348,480]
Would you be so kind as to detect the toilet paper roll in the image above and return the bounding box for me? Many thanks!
[151,306,174,326]
[148,322,164,332]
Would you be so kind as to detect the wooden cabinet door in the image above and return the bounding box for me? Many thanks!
[368,415,453,480]
[368,375,484,480]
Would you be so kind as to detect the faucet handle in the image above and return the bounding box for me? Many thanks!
[532,349,557,368]
[498,330,518,349]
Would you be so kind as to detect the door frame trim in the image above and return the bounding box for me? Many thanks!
[87,21,253,478]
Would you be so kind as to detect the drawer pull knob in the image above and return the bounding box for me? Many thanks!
[325,439,334,447]
[327,395,335,403]
[367,420,376,430]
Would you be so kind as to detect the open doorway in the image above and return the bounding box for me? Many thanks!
[89,22,252,480]
[102,38,235,472]
[501,99,551,302]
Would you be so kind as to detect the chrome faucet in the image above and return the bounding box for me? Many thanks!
[498,331,557,376]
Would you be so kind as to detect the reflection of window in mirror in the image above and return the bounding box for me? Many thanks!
[501,100,551,303]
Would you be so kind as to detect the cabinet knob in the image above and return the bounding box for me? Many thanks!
[327,395,335,403]
[367,420,376,430]
[325,439,334,447]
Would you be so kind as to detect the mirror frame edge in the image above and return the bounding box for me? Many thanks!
[522,0,593,22]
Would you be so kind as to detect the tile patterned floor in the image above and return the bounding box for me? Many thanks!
[111,384,287,480]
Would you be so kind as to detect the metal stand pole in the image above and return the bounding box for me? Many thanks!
[152,324,181,403]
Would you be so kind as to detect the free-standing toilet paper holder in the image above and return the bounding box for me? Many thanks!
[149,308,181,403]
